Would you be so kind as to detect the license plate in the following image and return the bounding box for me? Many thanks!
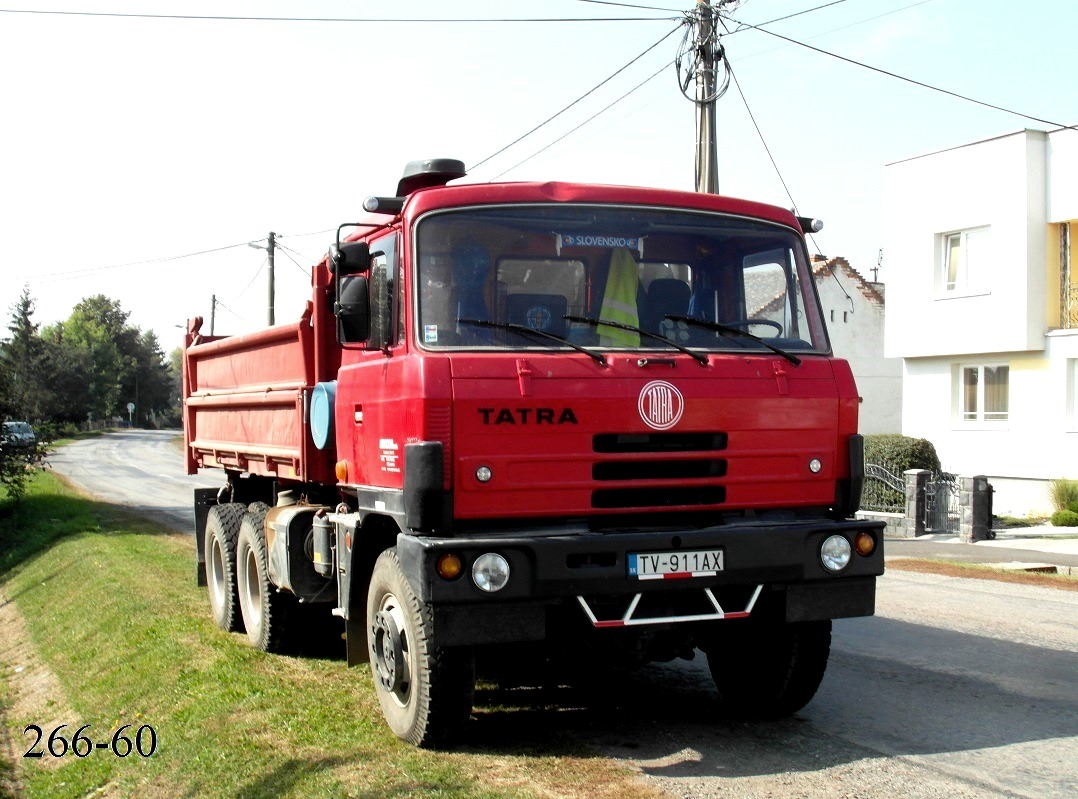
[627,549,723,580]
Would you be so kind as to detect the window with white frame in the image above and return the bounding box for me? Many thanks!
[960,364,1009,423]
[941,226,989,293]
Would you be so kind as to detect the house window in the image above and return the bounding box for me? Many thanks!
[961,364,1009,422]
[942,227,989,292]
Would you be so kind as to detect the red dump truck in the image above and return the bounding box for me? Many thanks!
[183,159,884,746]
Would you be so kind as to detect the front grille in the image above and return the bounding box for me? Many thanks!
[594,432,727,453]
[592,486,726,508]
[593,459,727,481]
[591,431,729,509]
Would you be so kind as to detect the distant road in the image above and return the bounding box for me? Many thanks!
[47,429,220,532]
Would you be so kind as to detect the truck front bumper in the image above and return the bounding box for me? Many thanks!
[396,517,884,644]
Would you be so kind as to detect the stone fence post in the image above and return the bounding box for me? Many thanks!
[904,469,929,538]
[960,475,993,543]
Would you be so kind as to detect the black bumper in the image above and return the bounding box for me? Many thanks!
[396,517,884,643]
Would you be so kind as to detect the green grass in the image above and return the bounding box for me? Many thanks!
[0,472,657,799]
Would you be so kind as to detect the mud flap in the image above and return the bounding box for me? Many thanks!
[193,487,219,586]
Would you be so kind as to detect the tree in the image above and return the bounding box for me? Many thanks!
[3,286,44,420]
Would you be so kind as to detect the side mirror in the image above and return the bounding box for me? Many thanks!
[335,275,370,343]
[329,241,370,276]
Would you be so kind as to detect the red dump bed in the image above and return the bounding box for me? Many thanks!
[182,303,334,484]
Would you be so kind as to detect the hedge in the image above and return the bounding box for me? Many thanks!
[1051,509,1078,527]
[864,434,942,474]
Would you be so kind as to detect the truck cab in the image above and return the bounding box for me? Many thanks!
[184,160,883,748]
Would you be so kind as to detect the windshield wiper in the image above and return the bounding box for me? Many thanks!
[456,318,607,367]
[664,315,801,366]
[564,315,709,366]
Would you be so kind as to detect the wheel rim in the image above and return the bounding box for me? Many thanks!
[208,536,227,612]
[241,544,262,630]
[374,593,411,707]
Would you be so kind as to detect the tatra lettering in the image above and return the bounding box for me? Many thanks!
[476,407,579,425]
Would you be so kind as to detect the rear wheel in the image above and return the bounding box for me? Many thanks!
[236,503,294,652]
[205,503,247,632]
[706,619,832,719]
[367,549,475,748]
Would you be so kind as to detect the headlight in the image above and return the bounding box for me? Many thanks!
[472,553,510,592]
[820,535,852,572]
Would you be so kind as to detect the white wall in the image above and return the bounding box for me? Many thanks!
[900,330,1078,516]
[883,130,1048,359]
[1048,128,1078,222]
[818,269,902,434]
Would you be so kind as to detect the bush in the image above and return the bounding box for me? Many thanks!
[864,434,942,474]
[1048,478,1078,513]
[1050,509,1078,527]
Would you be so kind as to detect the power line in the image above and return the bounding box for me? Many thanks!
[275,243,316,276]
[470,21,685,173]
[730,1,935,63]
[277,228,334,240]
[726,61,823,255]
[726,0,850,34]
[0,8,672,23]
[33,240,255,282]
[233,257,268,303]
[722,11,1075,131]
[574,0,684,11]
[491,58,674,180]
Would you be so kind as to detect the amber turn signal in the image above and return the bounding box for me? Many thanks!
[436,553,463,580]
[854,531,876,557]
[335,460,348,482]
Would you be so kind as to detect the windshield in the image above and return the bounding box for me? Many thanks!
[414,204,827,354]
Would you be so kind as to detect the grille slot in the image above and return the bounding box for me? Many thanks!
[592,486,726,509]
[594,432,727,453]
[593,459,727,481]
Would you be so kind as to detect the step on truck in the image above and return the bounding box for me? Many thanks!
[183,159,884,747]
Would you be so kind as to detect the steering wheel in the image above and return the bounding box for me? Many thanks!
[725,318,783,335]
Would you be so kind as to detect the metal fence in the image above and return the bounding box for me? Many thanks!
[862,462,905,513]
[925,472,960,533]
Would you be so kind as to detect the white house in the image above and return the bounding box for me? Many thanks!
[883,127,1078,516]
[813,256,902,435]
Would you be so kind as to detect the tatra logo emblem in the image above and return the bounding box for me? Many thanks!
[638,380,684,430]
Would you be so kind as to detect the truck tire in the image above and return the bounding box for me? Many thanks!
[367,548,475,748]
[236,503,294,653]
[706,619,831,719]
[205,502,247,632]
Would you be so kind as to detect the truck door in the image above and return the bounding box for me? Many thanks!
[337,232,409,491]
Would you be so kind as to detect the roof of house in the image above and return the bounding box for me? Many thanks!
[811,255,885,309]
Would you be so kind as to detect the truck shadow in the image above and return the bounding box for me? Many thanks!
[465,618,1078,781]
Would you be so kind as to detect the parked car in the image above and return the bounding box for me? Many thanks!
[1,421,36,450]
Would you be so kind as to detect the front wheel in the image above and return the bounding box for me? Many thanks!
[367,549,475,748]
[705,619,831,719]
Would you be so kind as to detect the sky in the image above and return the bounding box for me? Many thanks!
[1,0,1075,352]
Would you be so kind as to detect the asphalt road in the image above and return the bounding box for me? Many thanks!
[48,430,1078,798]
[46,428,220,532]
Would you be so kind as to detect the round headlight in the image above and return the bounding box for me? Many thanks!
[809,458,822,473]
[476,466,492,483]
[472,552,510,592]
[820,535,852,572]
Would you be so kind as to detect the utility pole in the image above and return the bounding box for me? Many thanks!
[267,231,276,326]
[248,231,278,325]
[694,0,719,194]
[210,294,216,335]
